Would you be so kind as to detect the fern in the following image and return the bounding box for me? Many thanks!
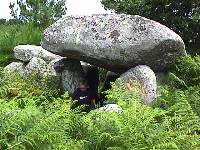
[0,57,200,150]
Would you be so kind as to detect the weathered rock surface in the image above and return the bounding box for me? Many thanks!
[118,65,157,104]
[47,58,85,93]
[14,45,62,63]
[47,58,68,76]
[99,104,122,112]
[24,57,48,75]
[61,59,85,93]
[42,14,186,73]
[4,62,24,74]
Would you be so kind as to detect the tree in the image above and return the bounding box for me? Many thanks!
[101,0,200,54]
[0,19,7,25]
[9,0,67,28]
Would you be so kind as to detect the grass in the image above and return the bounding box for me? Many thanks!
[0,23,43,67]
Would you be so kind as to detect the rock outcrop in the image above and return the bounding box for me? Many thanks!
[24,57,48,75]
[99,104,122,112]
[14,45,62,63]
[6,45,86,93]
[4,62,24,74]
[42,14,186,73]
[117,65,157,104]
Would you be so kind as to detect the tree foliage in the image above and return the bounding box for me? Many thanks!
[101,0,200,54]
[9,0,67,28]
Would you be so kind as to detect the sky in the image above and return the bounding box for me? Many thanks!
[0,0,111,19]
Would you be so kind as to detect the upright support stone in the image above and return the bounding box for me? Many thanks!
[47,58,67,76]
[61,59,85,93]
[24,57,48,75]
[117,65,157,104]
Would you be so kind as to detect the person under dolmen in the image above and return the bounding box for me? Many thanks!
[70,80,96,112]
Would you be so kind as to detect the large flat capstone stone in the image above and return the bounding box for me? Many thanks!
[41,14,186,73]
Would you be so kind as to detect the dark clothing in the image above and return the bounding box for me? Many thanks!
[72,88,95,107]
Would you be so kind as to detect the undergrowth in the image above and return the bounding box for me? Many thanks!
[0,54,200,150]
[168,55,200,88]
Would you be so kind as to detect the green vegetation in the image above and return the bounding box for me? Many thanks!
[10,0,66,28]
[169,55,200,88]
[0,0,67,67]
[0,23,42,67]
[101,0,200,54]
[0,55,200,150]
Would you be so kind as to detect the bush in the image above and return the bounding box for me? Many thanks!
[0,70,62,109]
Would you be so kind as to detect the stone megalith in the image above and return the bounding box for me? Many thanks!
[117,65,157,104]
[42,14,186,73]
[24,57,48,75]
[61,59,85,93]
[14,45,62,63]
[47,58,85,93]
[4,62,24,74]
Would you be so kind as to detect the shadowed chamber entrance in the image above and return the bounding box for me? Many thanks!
[83,64,119,106]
